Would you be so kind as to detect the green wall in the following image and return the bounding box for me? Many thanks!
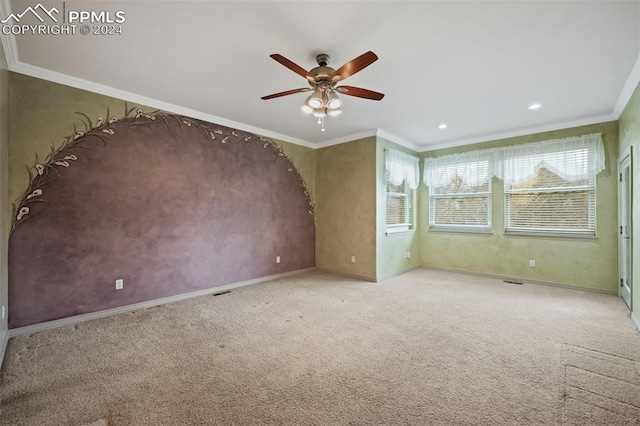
[0,40,8,359]
[375,136,420,279]
[315,137,376,280]
[420,121,619,292]
[272,138,316,205]
[619,80,640,325]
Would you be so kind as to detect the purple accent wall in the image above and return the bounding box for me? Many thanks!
[8,115,315,328]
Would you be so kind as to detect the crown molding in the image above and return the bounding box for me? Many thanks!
[0,0,18,67]
[314,129,378,149]
[0,13,391,152]
[11,61,318,148]
[0,5,317,149]
[421,113,617,152]
[313,128,423,151]
[0,55,630,155]
[376,129,421,152]
[613,52,640,118]
[1,0,637,155]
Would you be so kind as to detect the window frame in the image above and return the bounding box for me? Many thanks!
[504,173,597,238]
[385,178,415,234]
[427,159,492,234]
[384,149,419,235]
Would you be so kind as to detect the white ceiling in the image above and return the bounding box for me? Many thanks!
[3,0,640,151]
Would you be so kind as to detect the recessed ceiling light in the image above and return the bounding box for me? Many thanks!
[528,103,542,110]
[438,123,448,129]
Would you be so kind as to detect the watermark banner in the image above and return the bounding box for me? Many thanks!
[2,2,126,36]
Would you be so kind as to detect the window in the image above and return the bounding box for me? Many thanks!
[424,133,604,237]
[504,148,596,236]
[426,159,492,233]
[386,179,414,232]
[385,149,419,233]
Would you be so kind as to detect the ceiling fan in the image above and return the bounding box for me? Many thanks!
[261,51,384,130]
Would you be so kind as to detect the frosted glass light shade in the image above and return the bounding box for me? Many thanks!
[326,91,342,109]
[306,87,324,109]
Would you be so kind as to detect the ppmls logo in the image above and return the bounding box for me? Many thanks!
[1,3,58,24]
[1,2,125,36]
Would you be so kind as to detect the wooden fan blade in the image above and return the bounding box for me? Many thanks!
[331,51,378,82]
[270,54,316,83]
[336,86,385,101]
[261,88,312,100]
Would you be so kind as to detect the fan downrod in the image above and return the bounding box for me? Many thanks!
[316,53,330,67]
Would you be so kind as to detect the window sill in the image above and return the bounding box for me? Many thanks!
[428,228,493,237]
[504,231,597,241]
[385,229,415,236]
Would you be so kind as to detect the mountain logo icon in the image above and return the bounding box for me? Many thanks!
[1,3,59,24]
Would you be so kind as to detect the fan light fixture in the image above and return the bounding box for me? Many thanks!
[303,87,345,131]
[302,87,343,121]
[262,51,385,132]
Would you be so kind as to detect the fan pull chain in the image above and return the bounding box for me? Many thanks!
[321,116,325,132]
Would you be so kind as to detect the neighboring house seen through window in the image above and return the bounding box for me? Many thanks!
[504,148,596,236]
[425,158,492,233]
[424,133,604,238]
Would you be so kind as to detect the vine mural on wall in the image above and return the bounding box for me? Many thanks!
[9,104,316,328]
[11,104,314,233]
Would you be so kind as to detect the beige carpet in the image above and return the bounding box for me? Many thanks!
[1,269,639,425]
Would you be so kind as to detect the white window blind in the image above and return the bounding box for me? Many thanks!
[425,158,492,232]
[385,149,419,233]
[504,148,597,236]
[386,180,414,231]
[424,133,604,237]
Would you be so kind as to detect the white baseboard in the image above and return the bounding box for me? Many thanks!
[632,310,640,333]
[376,265,420,282]
[0,328,8,369]
[422,266,617,295]
[8,267,315,338]
[315,268,376,282]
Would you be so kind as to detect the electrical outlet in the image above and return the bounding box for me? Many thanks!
[351,256,356,263]
[276,256,281,264]
[405,251,411,259]
[115,279,124,290]
[529,259,536,268]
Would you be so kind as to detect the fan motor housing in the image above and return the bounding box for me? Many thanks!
[309,53,335,83]
[310,66,335,81]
